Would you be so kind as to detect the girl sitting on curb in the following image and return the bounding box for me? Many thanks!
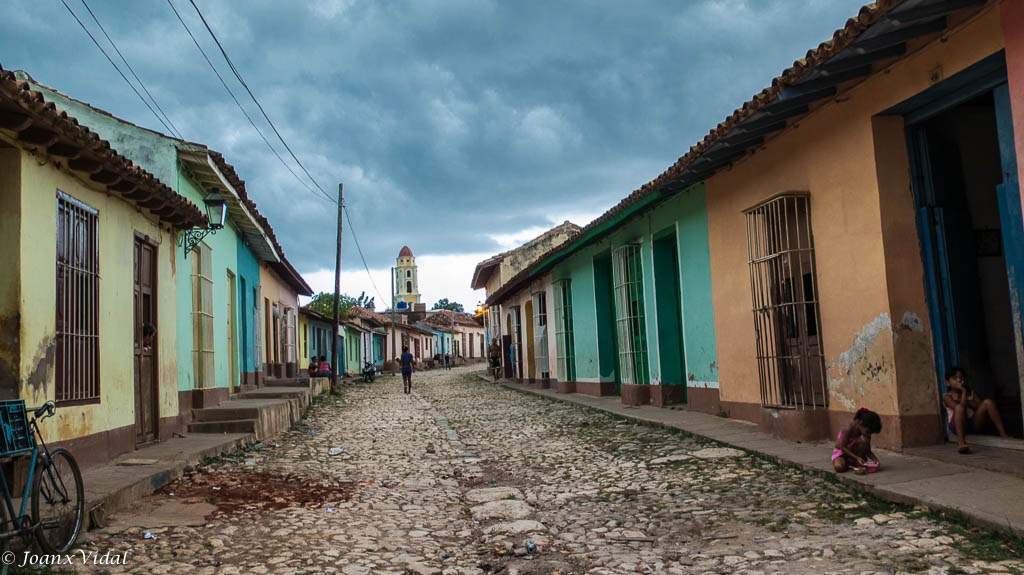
[832,408,882,474]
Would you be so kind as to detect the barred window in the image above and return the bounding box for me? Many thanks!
[55,192,100,403]
[612,245,650,385]
[253,286,263,367]
[553,279,575,382]
[744,193,827,409]
[532,291,549,378]
[191,244,215,388]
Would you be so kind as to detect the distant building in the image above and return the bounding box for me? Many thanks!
[395,245,421,308]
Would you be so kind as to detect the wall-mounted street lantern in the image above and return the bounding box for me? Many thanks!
[177,188,228,258]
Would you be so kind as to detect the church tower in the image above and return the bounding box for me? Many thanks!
[395,246,421,308]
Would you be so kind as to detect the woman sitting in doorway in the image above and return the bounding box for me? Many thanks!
[942,366,1008,454]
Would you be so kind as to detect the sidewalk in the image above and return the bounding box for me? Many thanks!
[82,432,254,527]
[492,377,1024,535]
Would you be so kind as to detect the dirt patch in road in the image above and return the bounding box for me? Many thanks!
[156,471,354,514]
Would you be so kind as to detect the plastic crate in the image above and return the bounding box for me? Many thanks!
[0,400,33,457]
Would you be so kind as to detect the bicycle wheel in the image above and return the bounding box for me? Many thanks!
[31,448,84,554]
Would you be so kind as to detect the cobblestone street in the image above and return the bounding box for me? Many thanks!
[67,367,1023,575]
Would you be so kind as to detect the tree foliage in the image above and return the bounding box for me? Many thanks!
[431,298,464,313]
[307,291,375,319]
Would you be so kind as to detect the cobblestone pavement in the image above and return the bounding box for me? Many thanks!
[61,367,1024,575]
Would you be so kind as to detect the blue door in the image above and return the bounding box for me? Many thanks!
[905,61,1024,436]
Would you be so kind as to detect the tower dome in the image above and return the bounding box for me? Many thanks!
[399,246,413,257]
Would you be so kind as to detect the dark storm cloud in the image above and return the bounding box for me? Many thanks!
[1,0,865,273]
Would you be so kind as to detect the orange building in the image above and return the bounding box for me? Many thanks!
[693,0,1024,448]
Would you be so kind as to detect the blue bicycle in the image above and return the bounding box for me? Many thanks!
[0,400,84,555]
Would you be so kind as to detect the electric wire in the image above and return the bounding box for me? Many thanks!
[344,207,388,304]
[187,0,335,205]
[79,0,183,139]
[60,0,180,138]
[165,0,324,202]
[185,0,387,297]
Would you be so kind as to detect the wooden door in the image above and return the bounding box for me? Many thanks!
[133,237,158,445]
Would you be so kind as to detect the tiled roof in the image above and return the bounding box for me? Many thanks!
[423,309,483,328]
[487,0,982,306]
[399,245,413,257]
[348,306,391,326]
[0,67,205,229]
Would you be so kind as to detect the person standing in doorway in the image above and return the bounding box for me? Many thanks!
[488,338,501,380]
[401,346,414,394]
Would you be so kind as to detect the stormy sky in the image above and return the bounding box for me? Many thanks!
[1,0,865,309]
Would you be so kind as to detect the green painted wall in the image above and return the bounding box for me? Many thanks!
[550,183,719,389]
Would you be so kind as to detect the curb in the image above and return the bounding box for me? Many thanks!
[483,374,1021,536]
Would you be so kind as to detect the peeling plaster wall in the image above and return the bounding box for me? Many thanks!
[704,7,1004,423]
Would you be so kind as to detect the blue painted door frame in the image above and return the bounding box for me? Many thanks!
[904,52,1024,417]
[993,84,1024,424]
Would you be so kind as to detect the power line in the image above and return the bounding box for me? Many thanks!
[174,0,386,299]
[79,0,183,139]
[343,206,388,304]
[187,0,335,204]
[164,0,325,203]
[60,0,180,138]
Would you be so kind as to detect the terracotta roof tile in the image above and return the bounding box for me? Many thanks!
[0,67,206,229]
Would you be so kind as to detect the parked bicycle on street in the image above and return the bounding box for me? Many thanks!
[0,399,85,572]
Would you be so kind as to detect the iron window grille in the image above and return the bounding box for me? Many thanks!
[612,244,650,385]
[744,193,827,409]
[55,192,100,403]
[191,243,215,388]
[284,308,296,366]
[553,279,576,382]
[532,291,549,378]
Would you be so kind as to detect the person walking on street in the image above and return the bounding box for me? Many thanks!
[401,346,414,394]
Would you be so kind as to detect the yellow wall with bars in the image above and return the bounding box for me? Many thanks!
[0,148,179,451]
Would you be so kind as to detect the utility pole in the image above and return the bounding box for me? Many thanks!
[390,266,397,375]
[331,183,344,393]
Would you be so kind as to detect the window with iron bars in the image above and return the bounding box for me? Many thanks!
[532,291,549,378]
[553,279,576,382]
[55,192,101,403]
[744,193,827,409]
[612,245,650,385]
[191,244,215,388]
[253,286,263,368]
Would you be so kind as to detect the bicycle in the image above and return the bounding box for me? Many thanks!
[0,399,84,562]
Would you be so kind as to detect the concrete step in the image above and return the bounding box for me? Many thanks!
[187,419,258,434]
[264,377,310,387]
[237,387,309,400]
[192,406,263,422]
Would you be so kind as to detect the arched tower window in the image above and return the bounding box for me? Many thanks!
[406,270,411,278]
[406,280,412,293]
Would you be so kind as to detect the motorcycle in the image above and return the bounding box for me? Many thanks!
[362,361,376,383]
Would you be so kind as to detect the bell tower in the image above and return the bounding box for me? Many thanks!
[395,246,421,307]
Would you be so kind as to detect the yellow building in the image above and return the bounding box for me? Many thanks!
[0,69,206,466]
[395,246,421,308]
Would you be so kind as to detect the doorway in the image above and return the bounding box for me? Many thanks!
[653,230,686,398]
[908,73,1024,436]
[133,236,158,445]
[594,254,621,393]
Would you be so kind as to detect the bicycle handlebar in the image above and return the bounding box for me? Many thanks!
[32,401,56,420]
